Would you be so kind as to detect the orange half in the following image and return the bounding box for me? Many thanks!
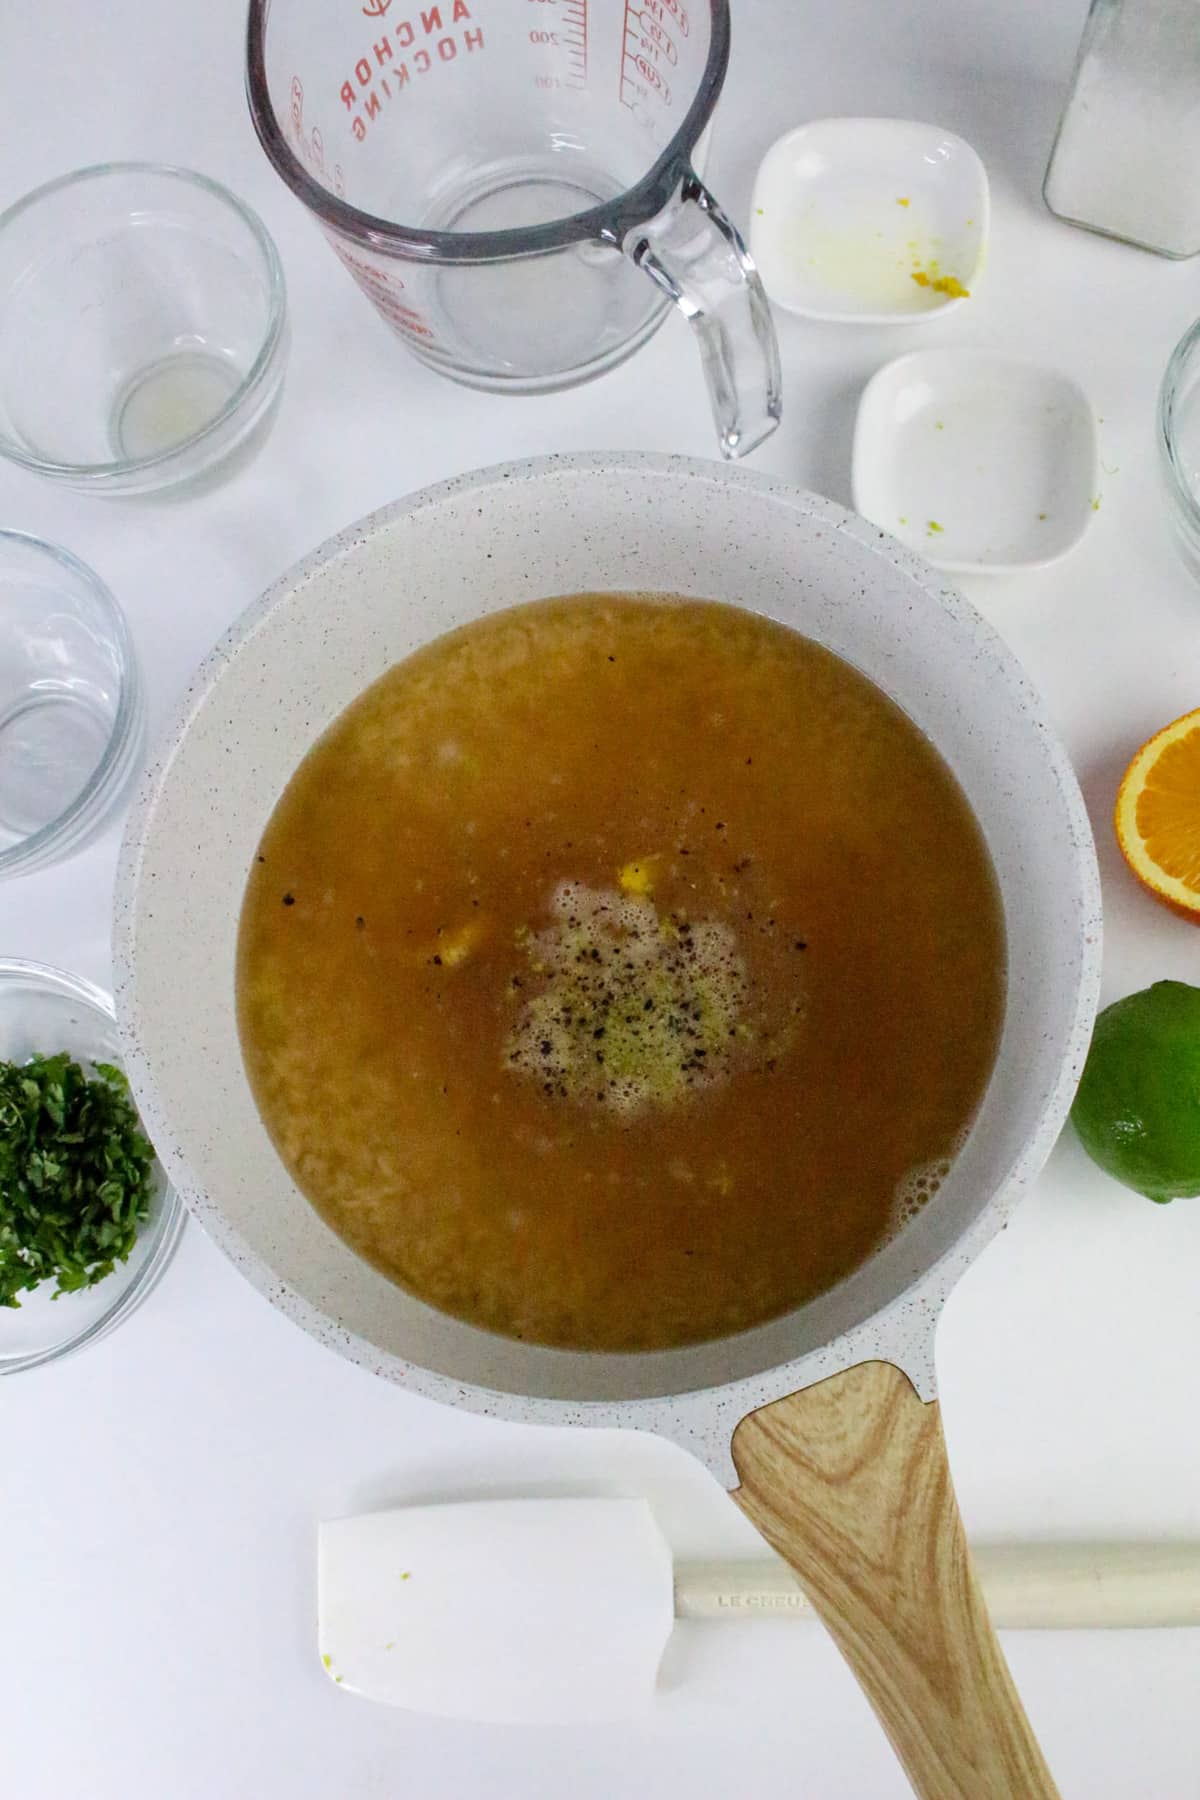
[1115,707,1200,921]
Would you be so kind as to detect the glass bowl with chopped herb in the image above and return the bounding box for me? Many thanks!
[0,959,183,1373]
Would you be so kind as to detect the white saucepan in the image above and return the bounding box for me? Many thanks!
[115,455,1101,1798]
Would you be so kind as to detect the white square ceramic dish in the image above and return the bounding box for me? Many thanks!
[749,118,988,323]
[852,349,1099,573]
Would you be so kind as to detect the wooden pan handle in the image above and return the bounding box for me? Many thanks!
[730,1361,1060,1800]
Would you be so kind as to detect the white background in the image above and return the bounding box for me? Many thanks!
[3,1,1200,1794]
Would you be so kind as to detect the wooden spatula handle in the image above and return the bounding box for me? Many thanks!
[731,1360,1060,1800]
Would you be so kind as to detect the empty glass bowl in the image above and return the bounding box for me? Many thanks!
[0,960,183,1375]
[1160,316,1200,577]
[0,531,145,877]
[0,164,288,495]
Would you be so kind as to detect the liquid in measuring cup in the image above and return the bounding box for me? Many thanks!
[420,148,650,378]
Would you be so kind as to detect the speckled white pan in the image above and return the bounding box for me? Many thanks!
[113,454,1100,1487]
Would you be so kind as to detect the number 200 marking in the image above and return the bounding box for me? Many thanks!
[530,27,559,40]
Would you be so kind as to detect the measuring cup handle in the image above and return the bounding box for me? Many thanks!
[625,172,781,459]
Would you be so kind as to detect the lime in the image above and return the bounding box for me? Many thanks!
[1072,980,1200,1203]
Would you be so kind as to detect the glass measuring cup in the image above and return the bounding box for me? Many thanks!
[246,0,780,456]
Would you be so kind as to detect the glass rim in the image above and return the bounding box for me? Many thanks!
[245,0,730,263]
[1159,315,1200,537]
[0,162,288,484]
[0,957,185,1375]
[0,531,141,877]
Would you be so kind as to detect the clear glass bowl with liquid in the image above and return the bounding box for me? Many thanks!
[0,164,288,495]
[0,531,145,877]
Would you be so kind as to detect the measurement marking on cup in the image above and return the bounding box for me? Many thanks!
[620,0,675,109]
[529,0,585,92]
[631,10,679,64]
[649,0,689,30]
[560,0,588,89]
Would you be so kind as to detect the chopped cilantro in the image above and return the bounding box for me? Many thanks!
[0,1053,156,1307]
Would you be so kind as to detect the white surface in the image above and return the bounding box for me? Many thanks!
[852,348,1098,570]
[2,1,1200,1797]
[319,1500,674,1720]
[749,118,988,321]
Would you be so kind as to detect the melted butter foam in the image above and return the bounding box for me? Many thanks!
[888,1126,969,1236]
[504,882,771,1117]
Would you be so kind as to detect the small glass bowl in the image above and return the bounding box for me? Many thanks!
[1159,316,1200,577]
[0,531,145,878]
[0,960,184,1375]
[0,164,288,495]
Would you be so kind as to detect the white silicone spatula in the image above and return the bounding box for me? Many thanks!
[318,1500,1200,1723]
[318,1499,675,1721]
